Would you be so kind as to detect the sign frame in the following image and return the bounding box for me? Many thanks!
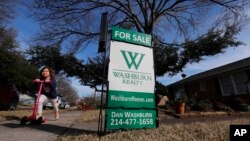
[105,27,158,130]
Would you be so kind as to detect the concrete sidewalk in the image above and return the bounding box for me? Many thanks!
[0,110,82,141]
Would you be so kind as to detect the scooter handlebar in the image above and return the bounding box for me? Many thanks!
[33,79,51,83]
[33,79,42,83]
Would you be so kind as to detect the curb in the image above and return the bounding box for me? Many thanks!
[176,111,250,118]
[159,108,250,119]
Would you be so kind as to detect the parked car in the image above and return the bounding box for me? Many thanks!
[0,84,19,110]
[43,96,70,109]
[43,96,62,109]
[19,99,35,105]
[19,94,35,105]
[59,100,70,109]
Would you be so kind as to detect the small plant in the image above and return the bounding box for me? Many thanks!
[232,97,250,111]
[174,98,187,104]
[175,98,188,105]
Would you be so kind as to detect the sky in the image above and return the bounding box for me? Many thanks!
[10,4,96,98]
[10,3,250,98]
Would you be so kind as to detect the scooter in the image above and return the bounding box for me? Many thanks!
[20,80,46,125]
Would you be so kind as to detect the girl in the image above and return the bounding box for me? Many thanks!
[36,66,59,120]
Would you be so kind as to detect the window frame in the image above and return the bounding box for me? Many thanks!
[219,70,249,96]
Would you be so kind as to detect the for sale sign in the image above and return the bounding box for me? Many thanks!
[112,27,152,47]
[106,27,156,130]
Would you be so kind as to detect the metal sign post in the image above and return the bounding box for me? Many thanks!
[97,12,108,135]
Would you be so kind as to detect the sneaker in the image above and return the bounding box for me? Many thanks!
[37,113,42,119]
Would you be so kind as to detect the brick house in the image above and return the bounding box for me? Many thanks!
[167,57,250,107]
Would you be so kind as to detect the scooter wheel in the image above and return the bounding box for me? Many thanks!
[20,116,28,125]
[30,120,37,125]
[37,116,45,125]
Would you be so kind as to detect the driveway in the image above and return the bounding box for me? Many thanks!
[0,110,82,141]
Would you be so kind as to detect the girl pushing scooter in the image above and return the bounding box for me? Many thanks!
[21,66,59,125]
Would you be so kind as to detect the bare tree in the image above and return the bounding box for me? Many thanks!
[0,0,16,25]
[29,0,249,76]
[55,74,79,104]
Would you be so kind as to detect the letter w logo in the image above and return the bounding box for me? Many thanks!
[120,50,145,70]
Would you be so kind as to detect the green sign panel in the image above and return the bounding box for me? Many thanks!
[112,27,152,47]
[106,109,156,129]
[107,90,155,108]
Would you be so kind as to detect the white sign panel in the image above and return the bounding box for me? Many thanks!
[108,41,155,93]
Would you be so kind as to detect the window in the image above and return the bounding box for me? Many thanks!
[174,87,186,99]
[219,71,249,96]
[219,75,235,96]
[233,71,248,94]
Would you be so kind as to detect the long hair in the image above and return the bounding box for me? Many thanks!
[39,66,55,80]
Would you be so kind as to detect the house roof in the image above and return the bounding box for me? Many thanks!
[167,57,250,87]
